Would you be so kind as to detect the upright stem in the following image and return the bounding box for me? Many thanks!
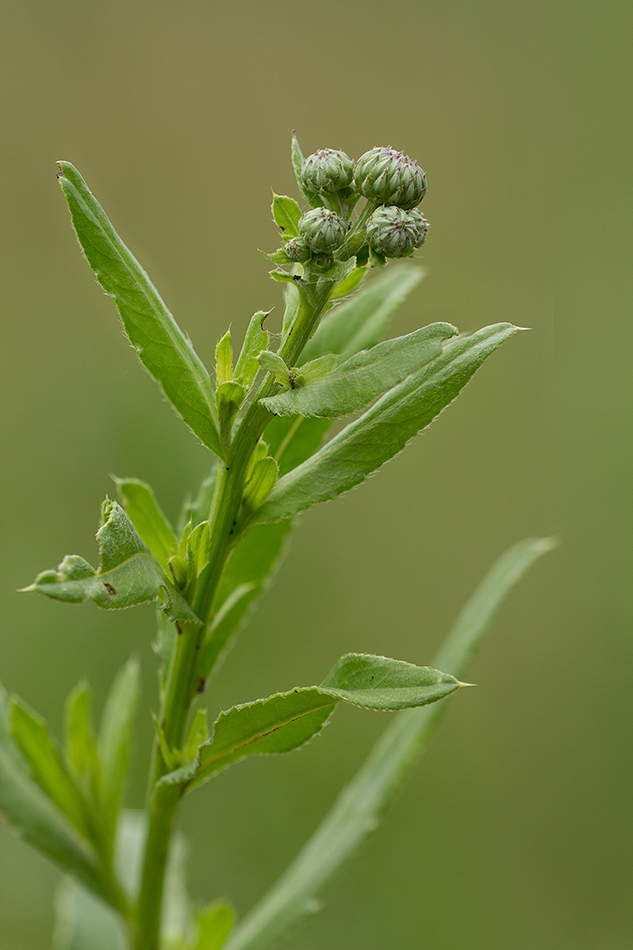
[134,273,337,949]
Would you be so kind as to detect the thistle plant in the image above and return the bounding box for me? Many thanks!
[0,136,551,950]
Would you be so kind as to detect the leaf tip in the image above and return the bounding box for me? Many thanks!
[16,583,36,593]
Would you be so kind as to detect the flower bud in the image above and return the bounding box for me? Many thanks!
[354,147,427,209]
[298,208,348,253]
[301,148,354,194]
[366,206,430,258]
[284,237,311,262]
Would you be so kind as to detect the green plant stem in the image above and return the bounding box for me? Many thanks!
[135,272,337,950]
[134,782,180,950]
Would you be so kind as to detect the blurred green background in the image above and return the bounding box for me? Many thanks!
[1,0,631,947]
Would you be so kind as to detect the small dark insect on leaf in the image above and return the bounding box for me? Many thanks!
[104,583,116,596]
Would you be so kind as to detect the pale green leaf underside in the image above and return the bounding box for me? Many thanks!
[253,324,519,523]
[188,655,461,788]
[57,162,222,458]
[53,878,126,950]
[260,322,456,418]
[223,537,553,950]
[27,501,198,622]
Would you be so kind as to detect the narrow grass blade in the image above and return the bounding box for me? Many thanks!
[223,537,553,950]
[57,162,223,457]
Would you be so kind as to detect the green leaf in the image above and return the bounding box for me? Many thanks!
[240,457,278,520]
[252,324,519,524]
[198,521,291,683]
[235,311,270,391]
[328,266,368,300]
[215,330,234,387]
[302,264,423,362]
[52,877,126,950]
[26,499,199,623]
[114,477,178,570]
[191,902,234,950]
[271,194,302,238]
[98,657,140,839]
[0,685,111,904]
[11,698,94,841]
[223,538,553,950]
[57,162,223,458]
[265,416,331,476]
[181,466,218,532]
[290,133,315,205]
[184,709,208,762]
[261,323,456,418]
[294,354,339,384]
[64,685,102,808]
[186,655,461,789]
[217,381,246,434]
[256,350,292,387]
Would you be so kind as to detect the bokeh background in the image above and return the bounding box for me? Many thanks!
[1,1,631,947]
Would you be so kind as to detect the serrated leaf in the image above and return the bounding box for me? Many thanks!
[57,162,223,458]
[11,699,94,841]
[215,330,234,387]
[191,902,234,950]
[186,655,460,789]
[271,194,302,238]
[114,477,178,570]
[223,538,553,950]
[26,500,199,623]
[197,521,291,683]
[261,323,455,418]
[302,264,423,362]
[235,311,270,391]
[98,657,139,840]
[252,325,519,523]
[0,685,112,905]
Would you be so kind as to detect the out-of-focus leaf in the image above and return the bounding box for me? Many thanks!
[198,521,291,683]
[302,264,423,361]
[0,685,111,904]
[114,477,178,570]
[11,698,94,841]
[186,655,461,788]
[52,877,126,950]
[191,902,234,950]
[223,538,553,950]
[64,685,102,808]
[252,325,519,524]
[180,466,218,534]
[57,162,223,458]
[26,500,199,623]
[261,323,455,418]
[98,657,140,841]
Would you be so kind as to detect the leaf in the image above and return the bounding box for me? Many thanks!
[235,311,270,391]
[261,323,456,418]
[215,330,234,387]
[26,499,199,623]
[98,657,140,840]
[265,416,331,476]
[222,538,554,950]
[64,685,102,808]
[11,698,94,841]
[302,264,423,362]
[181,466,218,531]
[52,877,126,950]
[256,350,291,386]
[184,709,208,762]
[191,902,234,950]
[240,457,278,520]
[329,266,368,300]
[186,655,461,788]
[252,324,519,524]
[0,685,111,904]
[57,162,223,458]
[114,477,178,570]
[197,521,292,683]
[271,194,302,238]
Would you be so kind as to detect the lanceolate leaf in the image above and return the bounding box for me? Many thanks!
[57,162,223,458]
[113,477,178,570]
[26,500,199,623]
[261,323,456,418]
[98,657,140,840]
[223,538,553,950]
[186,655,461,788]
[0,686,112,905]
[252,324,519,524]
[302,264,423,362]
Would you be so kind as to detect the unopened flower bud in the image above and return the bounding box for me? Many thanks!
[354,147,427,209]
[366,206,430,258]
[301,148,355,194]
[284,237,311,262]
[298,208,348,253]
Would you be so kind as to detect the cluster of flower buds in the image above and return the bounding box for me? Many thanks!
[271,142,430,272]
